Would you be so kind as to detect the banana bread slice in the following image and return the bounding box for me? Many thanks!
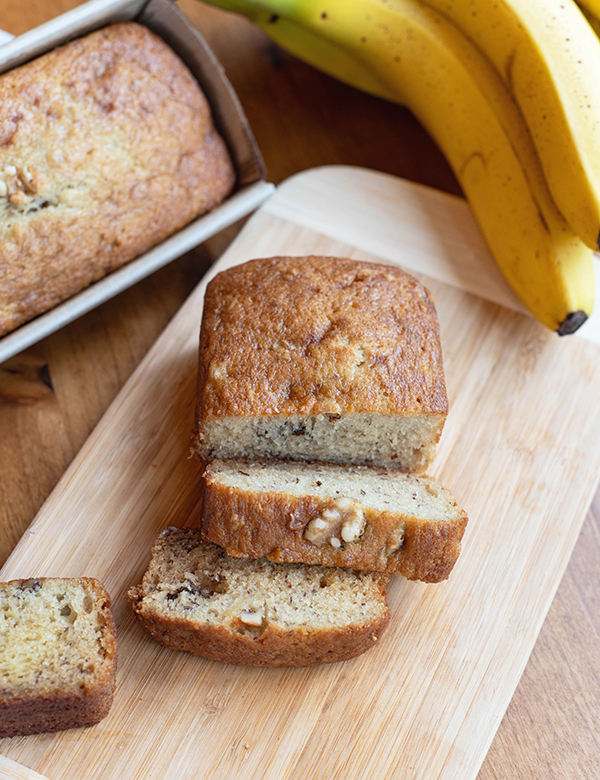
[0,577,117,738]
[201,459,467,581]
[127,527,390,667]
[193,256,448,473]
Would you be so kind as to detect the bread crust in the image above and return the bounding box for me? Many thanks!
[127,586,389,668]
[194,256,447,470]
[196,255,447,418]
[127,528,390,667]
[0,22,235,336]
[0,577,117,738]
[201,467,467,581]
[0,686,115,739]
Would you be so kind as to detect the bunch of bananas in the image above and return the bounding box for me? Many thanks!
[201,0,600,335]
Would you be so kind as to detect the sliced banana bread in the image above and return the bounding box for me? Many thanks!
[193,256,448,473]
[201,459,467,581]
[127,527,390,667]
[0,577,117,738]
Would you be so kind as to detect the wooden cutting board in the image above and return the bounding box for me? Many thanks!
[2,165,600,780]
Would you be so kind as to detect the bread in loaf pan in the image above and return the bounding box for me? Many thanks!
[194,256,448,473]
[0,22,235,337]
[127,527,390,667]
[201,458,467,581]
[0,577,117,738]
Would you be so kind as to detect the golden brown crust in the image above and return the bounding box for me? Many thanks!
[0,22,235,336]
[195,256,448,422]
[0,686,115,739]
[0,577,117,738]
[127,585,389,668]
[201,472,467,581]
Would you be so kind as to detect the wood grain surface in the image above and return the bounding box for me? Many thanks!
[0,755,49,780]
[0,2,599,779]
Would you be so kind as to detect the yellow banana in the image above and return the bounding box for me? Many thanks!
[409,0,600,253]
[201,0,400,100]
[203,0,594,334]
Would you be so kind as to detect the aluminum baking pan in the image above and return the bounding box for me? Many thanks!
[0,0,274,364]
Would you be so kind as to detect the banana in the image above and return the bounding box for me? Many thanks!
[209,0,600,253]
[203,0,594,334]
[200,0,401,100]
[407,0,600,253]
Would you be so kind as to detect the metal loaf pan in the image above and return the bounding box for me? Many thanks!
[0,0,274,364]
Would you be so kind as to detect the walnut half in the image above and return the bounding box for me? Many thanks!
[304,497,366,547]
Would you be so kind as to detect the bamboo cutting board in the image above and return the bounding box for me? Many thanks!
[2,166,600,780]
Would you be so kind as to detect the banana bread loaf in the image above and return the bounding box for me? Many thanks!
[193,256,448,473]
[127,527,390,667]
[0,577,117,738]
[0,22,235,337]
[201,458,467,581]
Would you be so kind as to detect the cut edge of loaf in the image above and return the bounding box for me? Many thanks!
[193,411,446,474]
[201,458,468,581]
[194,255,448,473]
[0,577,117,739]
[127,527,390,668]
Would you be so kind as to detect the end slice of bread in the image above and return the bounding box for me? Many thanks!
[194,256,448,473]
[127,527,390,667]
[201,459,468,582]
[0,577,117,738]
